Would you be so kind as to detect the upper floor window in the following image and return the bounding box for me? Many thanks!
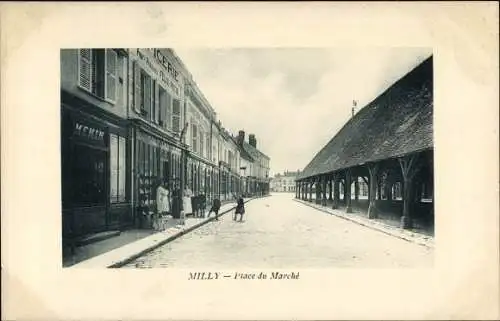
[199,131,204,157]
[206,136,210,160]
[140,70,152,116]
[191,123,198,153]
[79,49,117,103]
[172,99,181,133]
[159,86,172,129]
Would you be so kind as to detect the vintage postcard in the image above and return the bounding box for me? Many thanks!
[2,2,499,320]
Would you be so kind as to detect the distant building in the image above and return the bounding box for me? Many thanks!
[271,170,301,192]
[234,131,271,197]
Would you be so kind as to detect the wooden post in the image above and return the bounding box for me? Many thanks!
[399,154,423,229]
[328,176,333,200]
[367,163,379,219]
[345,169,353,213]
[332,174,340,209]
[354,176,360,201]
[308,179,313,202]
[315,177,320,204]
[321,175,327,206]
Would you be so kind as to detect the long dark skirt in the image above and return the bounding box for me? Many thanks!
[235,206,245,214]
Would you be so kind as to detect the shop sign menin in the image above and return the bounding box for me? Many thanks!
[73,122,105,142]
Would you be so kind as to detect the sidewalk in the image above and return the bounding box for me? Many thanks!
[70,197,257,268]
[295,199,434,249]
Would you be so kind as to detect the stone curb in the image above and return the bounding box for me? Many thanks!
[108,197,259,268]
[294,199,434,249]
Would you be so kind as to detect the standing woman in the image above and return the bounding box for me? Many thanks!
[171,178,183,219]
[234,195,245,222]
[156,178,170,215]
[183,185,193,217]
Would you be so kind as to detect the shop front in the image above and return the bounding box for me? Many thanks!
[61,104,131,241]
[184,153,218,214]
[133,123,184,225]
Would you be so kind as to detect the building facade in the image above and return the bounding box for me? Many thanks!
[184,80,218,206]
[271,170,301,192]
[61,49,132,243]
[127,48,189,225]
[235,131,270,196]
[62,48,271,253]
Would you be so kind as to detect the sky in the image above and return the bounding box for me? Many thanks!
[175,47,432,177]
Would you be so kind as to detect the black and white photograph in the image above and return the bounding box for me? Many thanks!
[2,2,498,320]
[61,47,434,269]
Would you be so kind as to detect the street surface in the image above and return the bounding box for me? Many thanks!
[123,193,433,268]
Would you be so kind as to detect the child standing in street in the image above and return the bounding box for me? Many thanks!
[234,195,245,222]
[207,198,221,220]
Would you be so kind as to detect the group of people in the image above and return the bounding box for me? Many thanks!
[207,193,246,222]
[155,178,246,224]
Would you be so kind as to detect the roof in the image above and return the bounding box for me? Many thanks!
[297,56,433,180]
[241,140,270,161]
[241,141,267,161]
[220,128,238,147]
[232,136,255,162]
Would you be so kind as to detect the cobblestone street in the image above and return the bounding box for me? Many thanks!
[123,193,433,268]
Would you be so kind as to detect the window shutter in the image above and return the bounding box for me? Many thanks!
[105,49,118,102]
[158,87,165,126]
[172,98,180,133]
[165,91,172,130]
[133,61,141,113]
[150,79,156,121]
[143,75,151,116]
[154,81,160,123]
[79,49,92,91]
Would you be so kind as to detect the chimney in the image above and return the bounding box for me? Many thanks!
[237,130,245,145]
[248,134,256,148]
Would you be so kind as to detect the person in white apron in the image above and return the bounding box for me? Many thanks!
[155,179,171,230]
[183,186,193,216]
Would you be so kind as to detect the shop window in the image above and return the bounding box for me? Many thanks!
[110,134,127,203]
[78,49,117,103]
[137,141,162,211]
[72,145,107,206]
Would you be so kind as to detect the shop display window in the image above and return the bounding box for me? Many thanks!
[71,145,107,206]
[110,134,127,203]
